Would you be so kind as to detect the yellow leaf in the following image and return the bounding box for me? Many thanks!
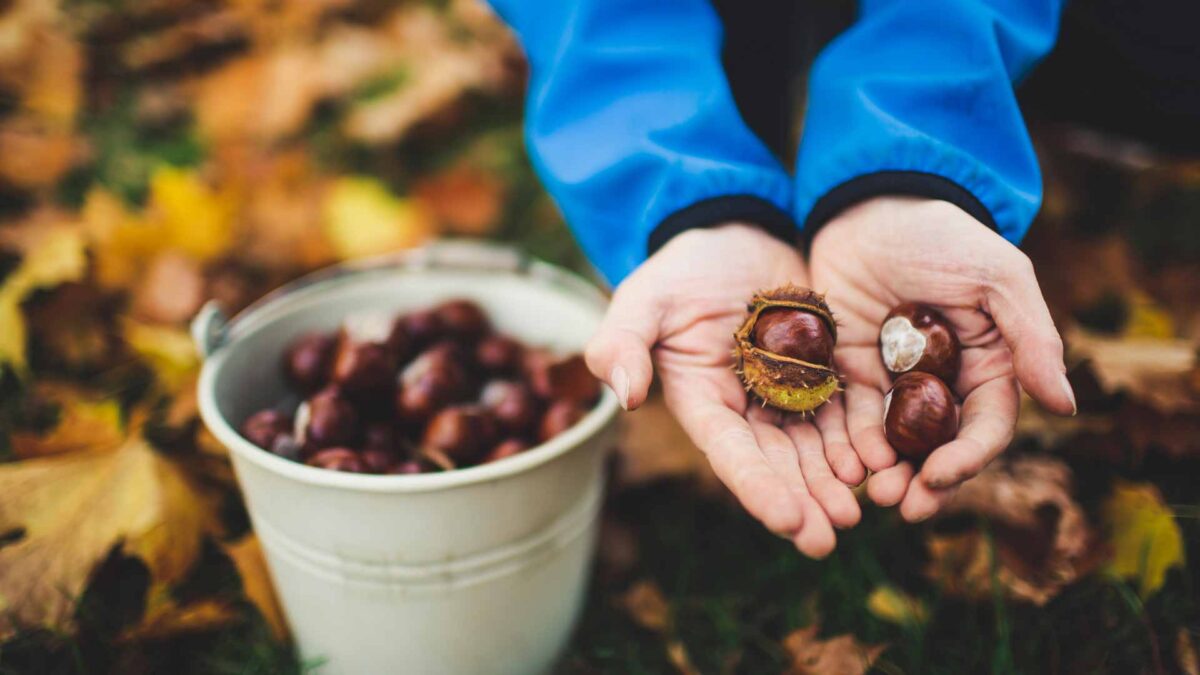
[225,535,289,640]
[322,176,432,260]
[123,320,200,392]
[1123,294,1176,340]
[9,383,123,459]
[82,187,159,289]
[1102,481,1185,597]
[148,166,235,261]
[0,435,222,637]
[0,226,87,371]
[866,585,928,626]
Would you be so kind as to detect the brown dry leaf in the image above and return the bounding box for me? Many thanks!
[413,162,505,235]
[617,392,719,492]
[225,535,289,640]
[0,118,79,189]
[927,454,1104,605]
[131,250,206,325]
[9,382,123,459]
[0,223,88,372]
[118,597,239,642]
[1178,628,1200,675]
[25,283,124,373]
[0,435,222,637]
[666,640,701,675]
[193,46,320,143]
[617,579,669,632]
[120,8,246,72]
[1066,326,1199,415]
[781,624,886,675]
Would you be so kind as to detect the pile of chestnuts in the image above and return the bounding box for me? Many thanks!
[735,286,962,463]
[878,303,962,462]
[238,299,600,474]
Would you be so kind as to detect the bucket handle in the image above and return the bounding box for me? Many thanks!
[189,240,596,359]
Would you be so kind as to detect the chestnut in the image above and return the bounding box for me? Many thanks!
[475,334,524,375]
[283,332,336,394]
[400,309,444,350]
[883,372,958,461]
[388,460,426,475]
[422,405,499,465]
[269,435,305,462]
[751,307,835,366]
[879,302,961,384]
[538,400,586,443]
[484,438,531,464]
[306,447,366,473]
[298,388,360,449]
[240,409,293,450]
[434,299,490,341]
[480,380,539,436]
[332,340,396,396]
[395,345,473,422]
[525,352,600,405]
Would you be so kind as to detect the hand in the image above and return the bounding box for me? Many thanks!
[586,223,860,557]
[809,197,1076,522]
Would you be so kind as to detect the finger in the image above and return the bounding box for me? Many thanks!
[920,377,1019,489]
[785,419,862,529]
[666,386,805,535]
[985,253,1076,416]
[844,382,897,472]
[814,396,866,486]
[899,477,960,523]
[793,494,838,559]
[585,283,661,411]
[866,463,912,507]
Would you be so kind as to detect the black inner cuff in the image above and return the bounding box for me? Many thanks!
[801,171,999,251]
[647,195,797,256]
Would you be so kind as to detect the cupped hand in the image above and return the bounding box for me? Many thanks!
[586,223,860,557]
[809,197,1076,522]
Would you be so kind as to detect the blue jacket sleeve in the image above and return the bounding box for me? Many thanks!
[487,0,795,284]
[794,0,1065,243]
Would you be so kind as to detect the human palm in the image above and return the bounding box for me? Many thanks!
[809,197,1076,521]
[586,224,859,557]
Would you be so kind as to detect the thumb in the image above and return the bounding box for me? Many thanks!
[585,282,661,411]
[985,252,1076,416]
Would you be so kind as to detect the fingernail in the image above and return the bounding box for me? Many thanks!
[611,365,630,410]
[1059,372,1077,416]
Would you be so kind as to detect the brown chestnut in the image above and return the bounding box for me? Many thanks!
[332,340,396,396]
[400,309,444,350]
[751,307,835,366]
[538,400,586,443]
[298,388,360,449]
[484,438,531,464]
[283,332,336,394]
[306,447,366,473]
[434,299,490,340]
[883,372,958,461]
[879,303,961,384]
[388,460,426,475]
[269,435,305,462]
[525,352,600,405]
[240,409,293,450]
[395,345,473,422]
[422,405,499,464]
[480,380,540,436]
[475,334,525,375]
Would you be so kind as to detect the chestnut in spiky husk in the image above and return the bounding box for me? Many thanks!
[883,372,958,461]
[735,285,839,413]
[879,303,961,384]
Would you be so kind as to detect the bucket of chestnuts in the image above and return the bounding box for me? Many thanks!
[194,241,619,675]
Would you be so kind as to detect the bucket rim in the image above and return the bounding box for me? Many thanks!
[196,242,621,493]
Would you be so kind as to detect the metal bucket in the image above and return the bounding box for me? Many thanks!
[194,241,619,674]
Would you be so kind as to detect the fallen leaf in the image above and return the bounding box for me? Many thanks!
[666,640,700,675]
[1067,326,1198,415]
[928,454,1103,605]
[0,118,79,189]
[123,320,200,392]
[224,535,289,640]
[0,224,88,372]
[118,597,238,642]
[413,162,505,235]
[781,624,885,675]
[146,166,236,262]
[1101,481,1185,597]
[9,382,123,459]
[131,250,206,325]
[0,435,222,637]
[616,579,669,632]
[193,47,319,143]
[866,585,928,626]
[1178,627,1200,675]
[322,176,433,260]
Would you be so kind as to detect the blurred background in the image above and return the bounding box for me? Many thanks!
[0,0,1197,673]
